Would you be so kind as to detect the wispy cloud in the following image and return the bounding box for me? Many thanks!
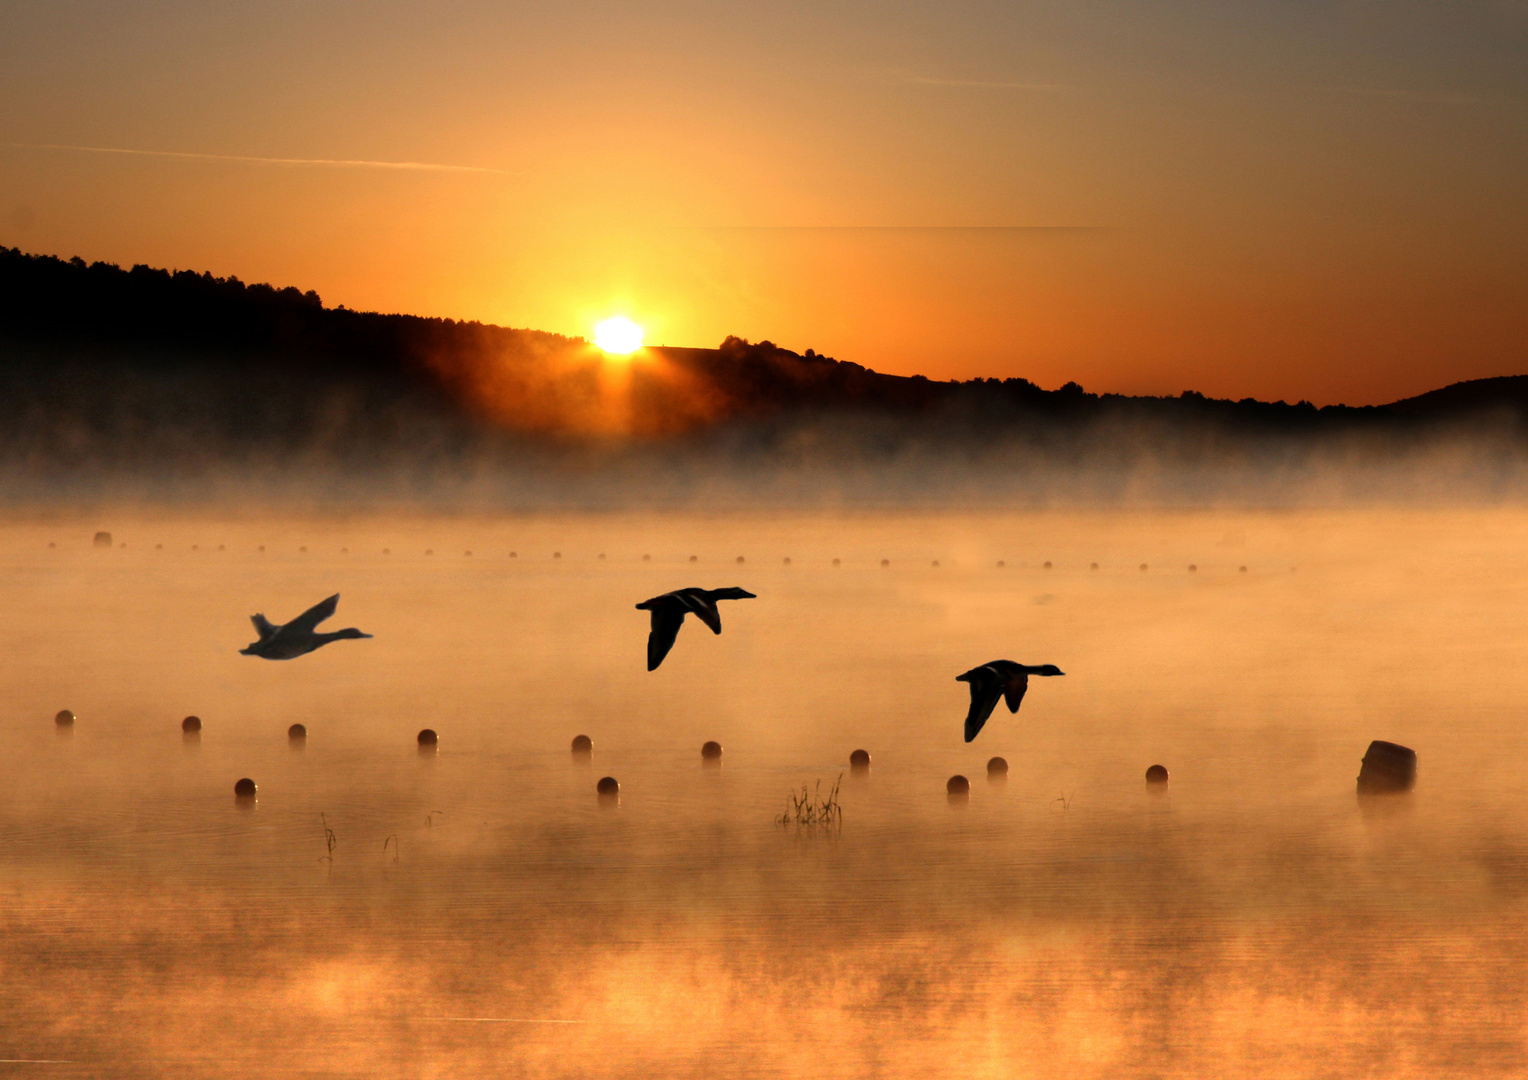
[1315,85,1497,106]
[10,142,505,173]
[907,77,1070,92]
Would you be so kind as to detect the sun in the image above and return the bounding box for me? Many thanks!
[594,316,644,354]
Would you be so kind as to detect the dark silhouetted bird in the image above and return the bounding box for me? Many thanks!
[240,594,372,660]
[635,587,755,670]
[956,660,1064,741]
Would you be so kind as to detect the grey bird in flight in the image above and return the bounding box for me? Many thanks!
[956,659,1064,741]
[240,594,372,660]
[635,587,756,670]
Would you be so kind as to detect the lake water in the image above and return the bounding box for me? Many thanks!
[3,507,1527,1078]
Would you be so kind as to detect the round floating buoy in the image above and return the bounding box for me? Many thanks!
[55,709,75,727]
[288,723,307,741]
[932,560,940,568]
[1044,561,1052,570]
[217,544,225,552]
[425,549,433,556]
[571,734,593,755]
[93,531,112,548]
[340,547,348,554]
[417,728,438,747]
[192,544,199,551]
[1357,740,1416,794]
[598,553,606,560]
[509,551,517,558]
[596,776,619,797]
[849,749,871,769]
[701,740,723,762]
[299,546,307,553]
[181,715,202,733]
[832,558,840,566]
[642,554,651,561]
[996,560,1005,568]
[947,775,970,796]
[553,552,561,560]
[1239,565,1248,573]
[736,555,745,564]
[1090,562,1099,570]
[782,557,791,565]
[155,543,162,550]
[258,545,265,552]
[688,555,698,563]
[1139,563,1148,572]
[1188,564,1197,573]
[465,550,473,557]
[234,778,257,799]
[1146,764,1169,785]
[881,559,890,568]
[987,756,1008,778]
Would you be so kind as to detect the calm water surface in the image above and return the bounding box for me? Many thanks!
[2,509,1527,1078]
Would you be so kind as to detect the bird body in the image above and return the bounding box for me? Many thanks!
[240,594,372,660]
[956,659,1064,741]
[635,587,755,670]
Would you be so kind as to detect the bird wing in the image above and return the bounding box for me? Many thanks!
[286,594,340,635]
[1004,673,1029,713]
[249,613,278,640]
[647,606,686,671]
[957,667,1004,742]
[686,593,723,634]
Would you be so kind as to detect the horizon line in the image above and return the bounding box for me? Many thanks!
[9,143,506,174]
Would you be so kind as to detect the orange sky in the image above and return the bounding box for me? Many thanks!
[2,0,1525,405]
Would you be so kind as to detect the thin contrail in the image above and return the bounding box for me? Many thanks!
[11,142,505,173]
[908,77,1069,91]
[414,1017,586,1024]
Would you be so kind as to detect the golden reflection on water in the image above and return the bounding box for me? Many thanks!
[3,509,1528,1077]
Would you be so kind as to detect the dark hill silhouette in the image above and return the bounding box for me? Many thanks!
[1,246,1524,501]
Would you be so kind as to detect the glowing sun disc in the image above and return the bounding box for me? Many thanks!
[594,317,643,354]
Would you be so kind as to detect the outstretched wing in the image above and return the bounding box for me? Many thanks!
[1003,673,1029,713]
[647,607,686,671]
[249,613,278,640]
[685,593,723,635]
[957,667,1004,742]
[286,594,340,635]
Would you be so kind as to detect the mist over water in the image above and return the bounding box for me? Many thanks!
[3,507,1527,1077]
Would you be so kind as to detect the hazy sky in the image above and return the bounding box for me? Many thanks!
[2,0,1525,404]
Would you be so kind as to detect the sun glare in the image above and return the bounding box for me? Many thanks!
[594,316,644,354]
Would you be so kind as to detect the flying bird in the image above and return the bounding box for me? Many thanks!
[240,594,372,660]
[635,587,756,670]
[956,660,1065,742]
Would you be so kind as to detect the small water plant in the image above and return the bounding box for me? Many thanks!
[319,813,338,863]
[776,774,843,829]
[383,835,399,863]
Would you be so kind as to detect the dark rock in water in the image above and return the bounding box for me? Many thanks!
[571,734,593,756]
[947,774,970,795]
[93,531,112,548]
[417,728,438,747]
[987,756,1009,778]
[596,776,619,797]
[1146,764,1169,784]
[234,777,257,799]
[181,715,202,733]
[849,748,871,770]
[1358,740,1416,793]
[288,723,307,741]
[55,709,75,727]
[701,740,723,762]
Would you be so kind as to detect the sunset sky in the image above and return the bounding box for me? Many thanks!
[2,0,1524,404]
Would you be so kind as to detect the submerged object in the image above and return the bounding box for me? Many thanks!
[956,659,1066,742]
[597,776,620,798]
[181,715,202,733]
[93,531,112,548]
[987,756,1009,778]
[571,734,592,756]
[849,748,871,771]
[234,778,257,799]
[54,709,75,727]
[240,594,372,660]
[635,587,756,671]
[288,723,307,741]
[418,728,438,747]
[701,740,723,762]
[1357,740,1416,794]
[1146,764,1169,785]
[947,775,970,796]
